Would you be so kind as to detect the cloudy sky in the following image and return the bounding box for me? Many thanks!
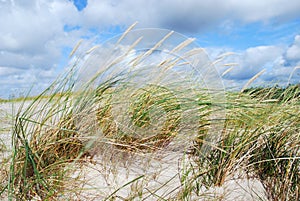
[1,0,300,98]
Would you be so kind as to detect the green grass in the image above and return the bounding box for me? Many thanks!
[0,95,47,103]
[0,28,299,200]
[1,77,299,200]
[189,91,299,200]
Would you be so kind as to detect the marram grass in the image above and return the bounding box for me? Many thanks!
[2,70,300,200]
[96,84,182,152]
[0,29,299,200]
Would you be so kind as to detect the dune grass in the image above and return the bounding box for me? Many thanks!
[1,80,297,200]
[0,28,299,200]
[187,90,299,200]
[1,74,299,200]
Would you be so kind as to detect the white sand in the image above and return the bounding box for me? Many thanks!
[0,101,267,200]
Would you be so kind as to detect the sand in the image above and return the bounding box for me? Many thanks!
[0,101,267,200]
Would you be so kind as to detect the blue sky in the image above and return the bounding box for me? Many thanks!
[1,0,300,98]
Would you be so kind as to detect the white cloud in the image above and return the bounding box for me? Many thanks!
[286,35,300,61]
[0,65,59,97]
[218,40,300,88]
[1,0,300,97]
[0,0,81,65]
[0,66,20,76]
[228,0,300,22]
[222,46,284,80]
[80,0,300,32]
[0,0,83,97]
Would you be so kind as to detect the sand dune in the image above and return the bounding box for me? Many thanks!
[0,101,267,200]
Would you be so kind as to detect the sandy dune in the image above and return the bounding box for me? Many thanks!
[0,101,266,200]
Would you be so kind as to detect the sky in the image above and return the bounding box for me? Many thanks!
[1,0,300,98]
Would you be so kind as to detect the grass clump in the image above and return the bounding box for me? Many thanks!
[247,102,300,201]
[182,91,300,200]
[244,83,300,103]
[7,73,95,200]
[96,84,182,152]
[4,31,214,199]
[1,24,299,200]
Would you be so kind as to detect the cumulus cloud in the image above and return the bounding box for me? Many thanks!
[1,0,300,97]
[220,36,300,88]
[286,35,300,61]
[226,46,284,80]
[80,0,300,33]
[0,0,80,58]
[0,0,82,97]
[0,66,59,97]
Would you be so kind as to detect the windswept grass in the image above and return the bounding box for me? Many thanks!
[185,91,300,200]
[6,73,87,199]
[2,72,300,200]
[0,26,299,200]
[96,84,184,152]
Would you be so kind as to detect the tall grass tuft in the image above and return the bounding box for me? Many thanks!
[1,25,299,200]
[246,97,300,200]
[183,89,299,200]
[7,69,91,199]
[5,27,220,199]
